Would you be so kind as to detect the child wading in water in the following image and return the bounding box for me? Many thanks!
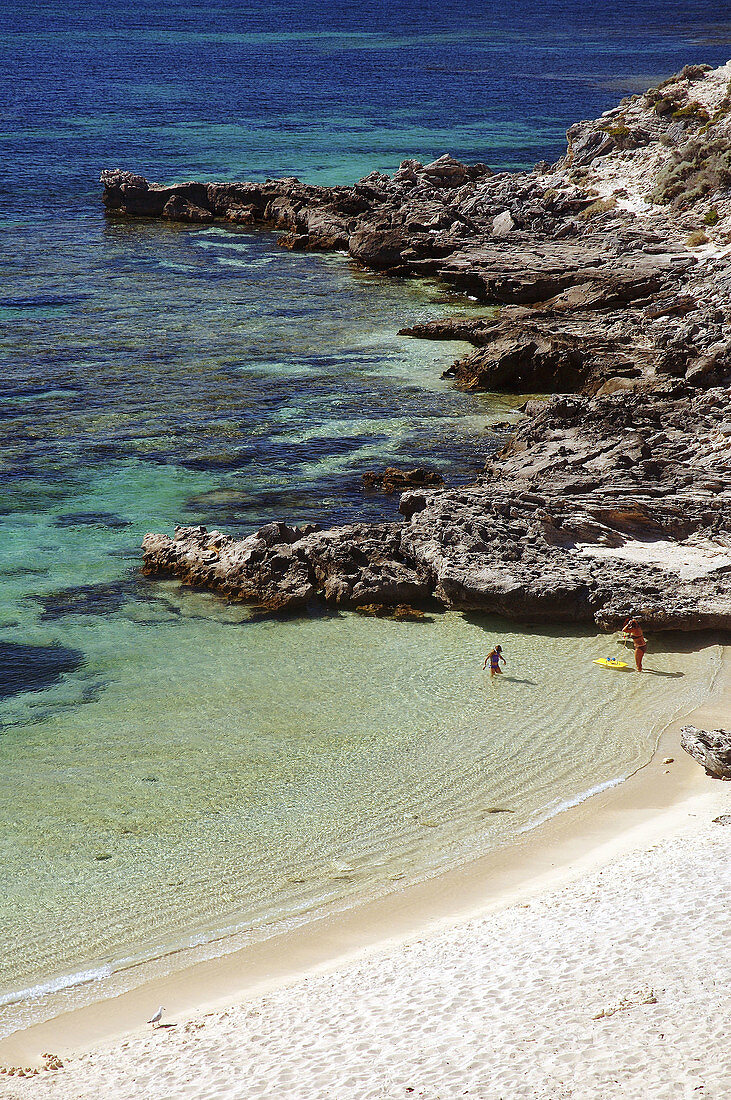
[622,617,647,672]
[483,644,506,677]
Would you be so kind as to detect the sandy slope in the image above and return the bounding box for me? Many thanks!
[3,782,728,1100]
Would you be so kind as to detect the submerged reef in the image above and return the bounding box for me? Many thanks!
[105,62,731,631]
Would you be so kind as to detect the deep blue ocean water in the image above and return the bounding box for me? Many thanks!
[0,0,728,1032]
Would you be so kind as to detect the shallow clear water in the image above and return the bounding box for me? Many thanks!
[0,601,719,1033]
[1,0,729,1036]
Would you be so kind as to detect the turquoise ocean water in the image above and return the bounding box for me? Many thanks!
[0,0,729,1035]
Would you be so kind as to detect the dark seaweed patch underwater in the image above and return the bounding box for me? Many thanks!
[0,641,84,700]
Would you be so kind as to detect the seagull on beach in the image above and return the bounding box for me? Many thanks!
[148,1006,165,1028]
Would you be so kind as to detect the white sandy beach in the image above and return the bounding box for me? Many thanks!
[2,789,728,1099]
[2,668,729,1100]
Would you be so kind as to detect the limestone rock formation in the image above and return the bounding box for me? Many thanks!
[362,468,445,493]
[116,62,731,631]
[143,377,731,627]
[142,522,431,612]
[680,726,731,778]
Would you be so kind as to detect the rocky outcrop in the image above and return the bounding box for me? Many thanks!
[142,521,431,612]
[433,310,646,394]
[397,386,731,629]
[142,523,318,611]
[681,726,731,778]
[362,468,445,493]
[142,380,731,627]
[102,64,731,399]
[131,62,731,631]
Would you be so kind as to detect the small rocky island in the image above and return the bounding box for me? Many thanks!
[103,62,731,631]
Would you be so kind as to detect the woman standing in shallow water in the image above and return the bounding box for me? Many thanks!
[483,645,506,677]
[623,618,647,672]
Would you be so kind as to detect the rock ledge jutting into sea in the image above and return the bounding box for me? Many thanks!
[106,61,731,630]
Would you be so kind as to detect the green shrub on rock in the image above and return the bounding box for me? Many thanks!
[653,96,681,116]
[649,136,731,207]
[672,101,711,123]
[576,196,618,220]
[645,64,710,100]
[597,115,646,151]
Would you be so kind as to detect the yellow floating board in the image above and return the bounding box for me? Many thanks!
[594,658,629,669]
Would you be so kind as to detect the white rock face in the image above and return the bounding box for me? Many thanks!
[492,210,515,237]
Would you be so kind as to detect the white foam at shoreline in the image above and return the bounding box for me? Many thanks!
[0,965,113,1012]
[519,772,629,833]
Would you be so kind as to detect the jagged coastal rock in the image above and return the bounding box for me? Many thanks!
[118,62,731,630]
[362,468,445,493]
[681,725,731,778]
